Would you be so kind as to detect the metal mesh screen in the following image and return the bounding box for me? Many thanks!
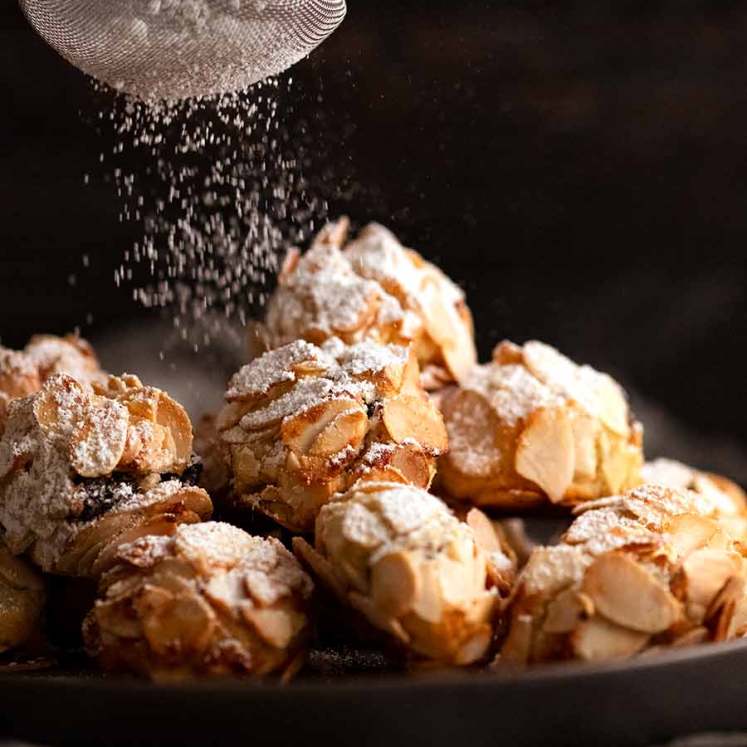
[19,0,346,100]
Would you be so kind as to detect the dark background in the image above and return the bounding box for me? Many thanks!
[1,1,746,476]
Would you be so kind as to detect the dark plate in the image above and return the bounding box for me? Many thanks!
[3,639,747,747]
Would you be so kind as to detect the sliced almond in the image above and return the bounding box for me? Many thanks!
[155,392,193,468]
[242,606,295,649]
[515,407,574,503]
[466,509,501,555]
[681,548,742,612]
[667,514,720,558]
[706,574,745,623]
[281,398,363,455]
[358,465,409,485]
[582,553,680,634]
[309,409,367,458]
[371,552,419,617]
[139,589,215,656]
[599,437,640,495]
[382,394,448,453]
[499,613,534,666]
[442,388,501,479]
[569,411,598,479]
[387,443,432,487]
[491,340,524,365]
[455,628,492,665]
[419,276,460,349]
[312,217,349,251]
[410,558,443,624]
[707,575,745,642]
[32,374,88,437]
[348,591,410,644]
[440,314,478,385]
[671,626,709,647]
[543,588,588,634]
[592,375,630,437]
[292,537,347,600]
[571,615,650,661]
[70,398,130,478]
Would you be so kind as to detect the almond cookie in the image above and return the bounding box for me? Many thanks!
[264,219,477,389]
[294,481,512,666]
[216,338,447,532]
[0,373,212,576]
[438,340,643,509]
[500,484,747,666]
[84,522,313,680]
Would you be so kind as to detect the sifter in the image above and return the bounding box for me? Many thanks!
[18,0,347,101]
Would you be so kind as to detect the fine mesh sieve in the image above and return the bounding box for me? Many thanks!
[19,0,347,101]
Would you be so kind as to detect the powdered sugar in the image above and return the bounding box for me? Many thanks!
[334,339,409,377]
[239,376,356,430]
[372,484,446,535]
[226,340,329,401]
[229,338,409,432]
[466,363,560,427]
[175,521,256,568]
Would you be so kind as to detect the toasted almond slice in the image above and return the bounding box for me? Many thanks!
[242,606,295,649]
[419,276,459,348]
[442,388,501,479]
[592,376,630,437]
[456,628,492,666]
[32,374,88,437]
[681,548,743,611]
[358,465,410,485]
[410,558,443,624]
[543,588,588,634]
[582,553,680,634]
[667,514,720,558]
[388,444,432,487]
[70,398,130,478]
[569,411,598,479]
[492,340,524,365]
[439,555,476,606]
[348,591,410,644]
[671,626,709,647]
[155,392,193,467]
[382,393,448,452]
[441,316,478,385]
[522,341,576,390]
[139,589,215,655]
[600,438,641,495]
[312,217,350,251]
[707,575,745,642]
[730,596,747,636]
[281,398,363,455]
[706,574,745,623]
[515,407,574,503]
[499,613,534,666]
[371,552,419,617]
[466,508,501,555]
[309,409,367,458]
[292,537,347,600]
[571,615,650,661]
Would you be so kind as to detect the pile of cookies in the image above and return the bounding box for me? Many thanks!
[1,220,746,680]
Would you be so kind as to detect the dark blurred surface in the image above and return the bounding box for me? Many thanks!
[1,1,746,474]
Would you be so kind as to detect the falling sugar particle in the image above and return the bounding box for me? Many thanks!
[92,75,329,350]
